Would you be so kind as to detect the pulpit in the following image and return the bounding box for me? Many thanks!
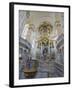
[24,59,38,78]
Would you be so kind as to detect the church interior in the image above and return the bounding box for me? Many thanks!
[19,10,64,79]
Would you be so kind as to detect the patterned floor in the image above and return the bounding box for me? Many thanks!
[19,58,64,79]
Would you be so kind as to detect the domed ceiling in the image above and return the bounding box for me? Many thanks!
[20,10,64,49]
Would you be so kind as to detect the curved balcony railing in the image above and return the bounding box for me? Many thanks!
[19,37,31,49]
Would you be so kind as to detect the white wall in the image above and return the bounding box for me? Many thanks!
[0,0,71,90]
[19,10,27,36]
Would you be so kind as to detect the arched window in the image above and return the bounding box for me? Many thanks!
[21,24,30,39]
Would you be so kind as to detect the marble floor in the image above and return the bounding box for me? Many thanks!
[19,58,64,79]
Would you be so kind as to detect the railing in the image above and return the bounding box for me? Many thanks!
[19,37,31,49]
